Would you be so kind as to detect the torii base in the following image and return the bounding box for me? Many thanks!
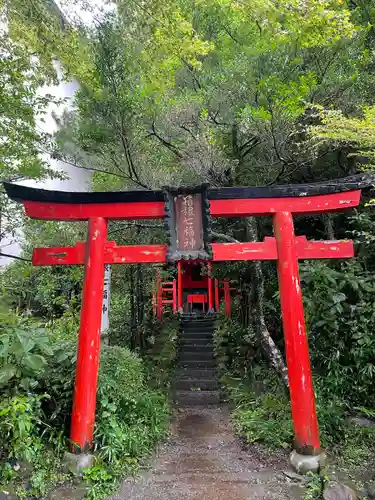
[290,450,326,475]
[63,451,95,477]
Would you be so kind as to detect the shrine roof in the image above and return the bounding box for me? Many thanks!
[3,173,374,204]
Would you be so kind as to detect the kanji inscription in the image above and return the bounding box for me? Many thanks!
[175,194,203,252]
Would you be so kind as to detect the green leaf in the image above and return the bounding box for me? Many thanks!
[38,343,54,356]
[23,354,46,372]
[0,364,17,385]
[9,339,25,358]
[16,331,35,354]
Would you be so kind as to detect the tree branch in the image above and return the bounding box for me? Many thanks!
[109,222,163,234]
[211,231,239,243]
[0,252,31,262]
[149,122,183,158]
[50,153,128,180]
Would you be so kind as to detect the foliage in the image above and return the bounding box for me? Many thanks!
[225,370,293,449]
[214,313,256,376]
[0,393,45,462]
[0,322,60,392]
[301,259,375,408]
[0,308,170,498]
[144,318,179,389]
[311,105,375,175]
[303,472,327,500]
[84,345,170,496]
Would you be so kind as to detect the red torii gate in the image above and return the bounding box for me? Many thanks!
[3,174,373,471]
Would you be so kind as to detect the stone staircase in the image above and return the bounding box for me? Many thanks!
[174,313,220,406]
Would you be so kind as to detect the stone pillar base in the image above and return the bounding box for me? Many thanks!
[290,450,326,474]
[63,451,94,476]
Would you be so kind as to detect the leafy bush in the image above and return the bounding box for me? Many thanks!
[0,394,45,462]
[225,372,293,448]
[214,315,256,376]
[95,346,170,464]
[1,260,83,319]
[144,319,178,389]
[301,260,375,408]
[0,311,170,498]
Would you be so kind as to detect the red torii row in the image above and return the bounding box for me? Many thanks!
[3,174,373,472]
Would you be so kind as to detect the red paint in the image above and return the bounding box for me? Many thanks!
[212,239,276,261]
[33,243,167,265]
[33,242,86,265]
[159,281,177,316]
[210,190,361,217]
[178,261,183,312]
[32,238,354,267]
[106,243,166,263]
[208,263,213,311]
[24,200,165,221]
[180,261,208,288]
[23,190,360,221]
[296,236,354,259]
[273,211,320,454]
[223,281,231,317]
[70,217,108,453]
[212,238,354,261]
[187,294,207,312]
[157,281,163,321]
[173,279,177,313]
[214,279,220,312]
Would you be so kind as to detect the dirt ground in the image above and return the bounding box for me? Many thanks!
[112,406,305,500]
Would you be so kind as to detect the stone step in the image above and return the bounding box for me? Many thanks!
[175,368,217,379]
[174,379,219,391]
[179,351,214,361]
[181,313,215,318]
[174,390,220,405]
[180,330,213,339]
[180,337,213,345]
[178,359,216,368]
[182,319,215,325]
[179,344,214,353]
[181,328,214,335]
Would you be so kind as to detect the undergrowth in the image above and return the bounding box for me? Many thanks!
[0,313,171,499]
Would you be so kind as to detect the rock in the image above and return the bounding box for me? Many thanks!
[290,450,325,474]
[347,416,375,429]
[323,482,357,500]
[282,470,307,482]
[0,492,17,500]
[363,482,375,500]
[62,452,94,477]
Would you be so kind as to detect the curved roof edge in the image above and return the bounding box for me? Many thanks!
[3,173,374,204]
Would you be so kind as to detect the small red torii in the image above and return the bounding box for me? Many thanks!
[3,174,373,471]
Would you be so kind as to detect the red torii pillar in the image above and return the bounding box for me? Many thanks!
[274,212,320,457]
[70,217,107,453]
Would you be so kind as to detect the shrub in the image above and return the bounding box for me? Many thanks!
[214,315,255,376]
[144,319,178,389]
[227,374,293,449]
[0,313,170,498]
[0,394,45,462]
[301,260,375,408]
[95,346,170,464]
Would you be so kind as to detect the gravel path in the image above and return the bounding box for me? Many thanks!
[115,406,304,500]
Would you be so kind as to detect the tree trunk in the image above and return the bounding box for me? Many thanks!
[129,267,136,350]
[323,214,335,240]
[245,217,289,387]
